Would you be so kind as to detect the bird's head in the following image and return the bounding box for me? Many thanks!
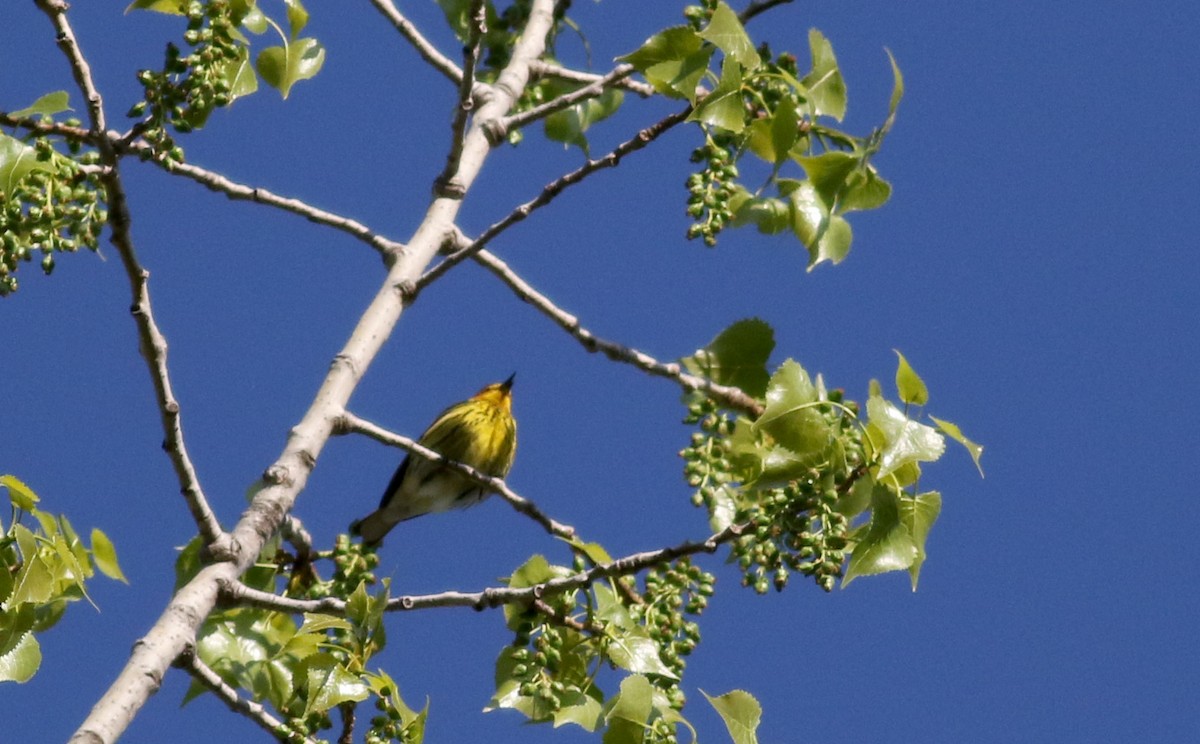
[474,373,515,411]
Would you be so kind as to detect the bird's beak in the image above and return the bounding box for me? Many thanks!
[501,373,516,392]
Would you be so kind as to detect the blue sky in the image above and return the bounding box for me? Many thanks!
[3,1,1199,742]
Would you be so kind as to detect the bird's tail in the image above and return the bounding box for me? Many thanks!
[349,509,391,547]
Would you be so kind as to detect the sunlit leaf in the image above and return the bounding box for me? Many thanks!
[930,416,985,476]
[787,180,828,249]
[256,37,325,99]
[284,0,309,38]
[808,213,852,269]
[689,56,745,133]
[800,29,846,120]
[90,529,128,583]
[867,396,945,479]
[698,2,759,70]
[9,92,71,119]
[702,689,761,744]
[125,0,189,14]
[0,631,41,683]
[797,151,857,207]
[884,48,904,132]
[753,360,831,458]
[606,627,677,679]
[554,691,604,731]
[680,318,774,398]
[1,475,39,511]
[618,27,709,101]
[893,350,929,406]
[839,166,892,212]
[545,88,624,156]
[603,675,653,744]
[300,653,369,716]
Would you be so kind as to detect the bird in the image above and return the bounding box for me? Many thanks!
[351,375,517,546]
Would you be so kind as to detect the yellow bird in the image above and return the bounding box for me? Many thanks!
[351,375,517,546]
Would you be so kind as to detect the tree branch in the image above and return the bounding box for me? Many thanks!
[225,521,748,616]
[180,648,318,744]
[502,63,635,132]
[416,107,691,292]
[741,0,796,23]
[335,410,576,539]
[435,0,488,198]
[470,249,765,416]
[71,2,560,740]
[365,0,466,88]
[529,60,657,97]
[32,0,224,556]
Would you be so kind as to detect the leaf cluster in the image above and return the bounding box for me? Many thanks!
[680,319,983,592]
[622,2,903,263]
[0,475,126,683]
[0,96,108,296]
[127,0,325,160]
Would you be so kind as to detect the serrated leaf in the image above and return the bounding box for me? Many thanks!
[800,29,846,120]
[301,653,369,716]
[698,2,759,70]
[797,151,858,208]
[617,27,710,102]
[702,689,761,744]
[930,416,985,476]
[298,613,352,635]
[618,26,701,71]
[0,631,41,683]
[1,475,39,511]
[681,318,774,399]
[867,397,945,479]
[689,56,745,133]
[256,37,325,99]
[893,350,929,406]
[90,528,127,583]
[753,360,831,457]
[9,92,72,119]
[842,484,916,586]
[901,491,941,590]
[606,627,677,679]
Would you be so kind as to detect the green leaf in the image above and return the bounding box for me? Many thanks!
[838,166,892,213]
[618,27,710,102]
[787,180,828,248]
[680,318,774,399]
[544,88,624,156]
[0,136,55,198]
[603,675,654,744]
[809,212,852,269]
[487,646,558,721]
[800,29,847,120]
[0,631,41,683]
[9,92,72,119]
[768,98,800,166]
[835,472,874,517]
[255,37,325,99]
[901,491,941,590]
[796,151,857,208]
[698,2,760,70]
[867,397,945,479]
[842,484,917,586]
[1,475,39,511]
[90,529,128,583]
[893,350,929,406]
[930,416,985,476]
[731,193,792,235]
[125,0,189,13]
[702,689,761,744]
[689,56,745,133]
[553,690,605,731]
[753,360,830,457]
[883,48,904,133]
[606,627,678,679]
[284,0,309,38]
[300,653,369,716]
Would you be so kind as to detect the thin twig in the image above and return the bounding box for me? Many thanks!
[366,0,466,87]
[502,63,635,132]
[225,521,748,615]
[33,0,224,549]
[416,107,691,291]
[529,60,657,97]
[435,0,488,197]
[471,249,765,416]
[336,410,576,539]
[181,649,317,744]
